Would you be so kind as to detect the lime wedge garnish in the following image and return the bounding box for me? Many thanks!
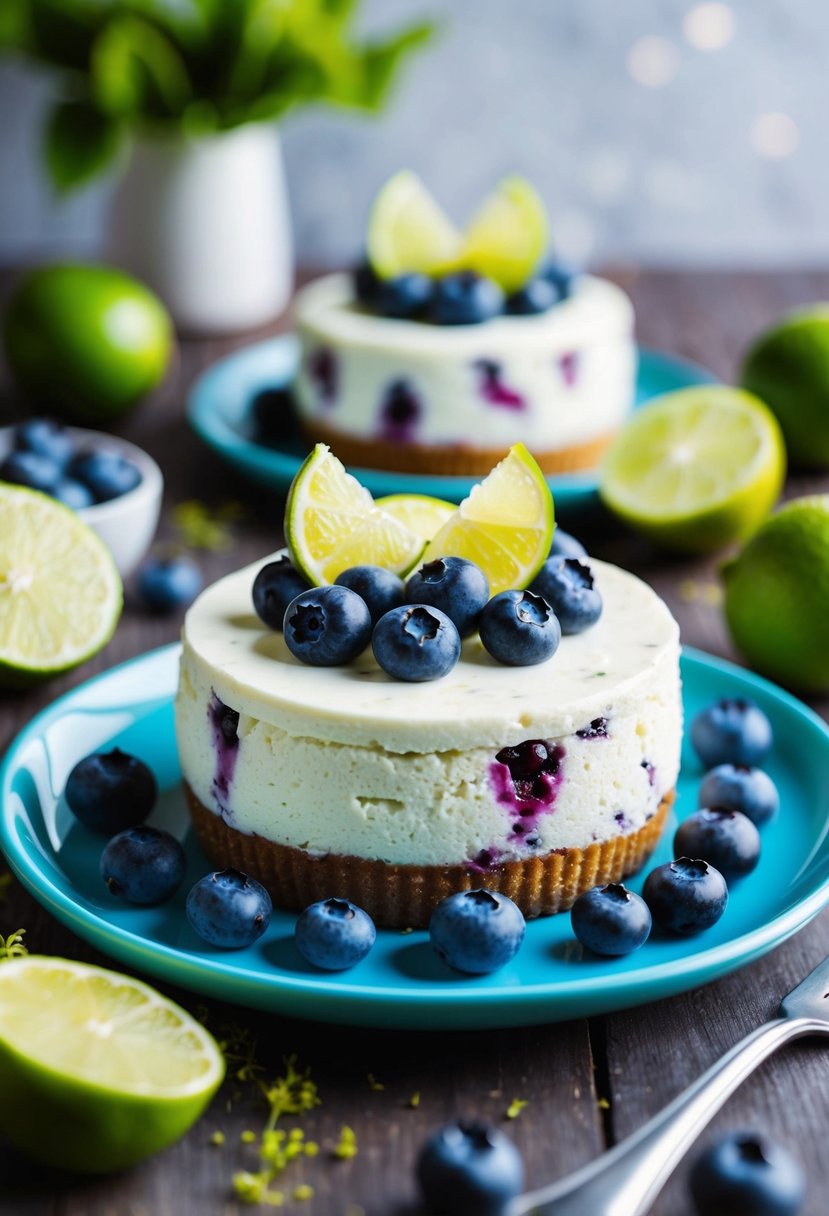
[367,170,462,280]
[286,444,425,584]
[0,956,225,1172]
[461,176,549,292]
[0,485,122,686]
[374,493,456,544]
[600,387,786,553]
[418,444,554,594]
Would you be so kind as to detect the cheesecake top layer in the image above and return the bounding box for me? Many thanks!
[292,272,634,355]
[181,557,680,753]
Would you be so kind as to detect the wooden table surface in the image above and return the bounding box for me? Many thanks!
[2,269,829,1216]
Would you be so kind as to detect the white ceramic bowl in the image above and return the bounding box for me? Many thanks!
[0,424,163,578]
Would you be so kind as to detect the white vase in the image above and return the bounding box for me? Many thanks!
[108,124,293,335]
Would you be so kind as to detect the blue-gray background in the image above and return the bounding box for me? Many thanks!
[1,0,826,267]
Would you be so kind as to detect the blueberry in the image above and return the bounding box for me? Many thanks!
[429,888,525,974]
[70,450,142,502]
[570,883,652,956]
[252,555,310,632]
[294,898,376,970]
[529,556,602,634]
[250,387,294,443]
[65,749,157,835]
[100,825,186,905]
[137,555,203,613]
[428,272,504,326]
[674,809,761,878]
[689,1131,806,1216]
[691,698,773,769]
[335,565,406,625]
[643,857,728,936]
[417,1121,524,1216]
[374,272,432,320]
[353,259,382,307]
[0,450,61,494]
[52,478,95,509]
[13,417,74,466]
[505,276,560,315]
[406,557,490,638]
[549,527,587,560]
[539,260,578,300]
[699,764,779,827]
[372,604,460,681]
[479,589,561,666]
[186,868,272,949]
[284,585,373,665]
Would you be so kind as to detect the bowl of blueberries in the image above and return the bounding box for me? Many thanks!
[0,417,163,577]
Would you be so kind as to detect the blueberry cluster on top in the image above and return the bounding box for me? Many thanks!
[1,417,142,509]
[252,541,602,682]
[354,261,577,326]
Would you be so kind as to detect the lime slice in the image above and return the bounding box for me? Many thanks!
[0,956,225,1173]
[367,170,462,280]
[600,387,786,553]
[374,493,456,544]
[0,485,122,687]
[418,444,554,594]
[286,444,425,584]
[461,176,549,293]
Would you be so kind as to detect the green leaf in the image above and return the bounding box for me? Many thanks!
[90,14,193,120]
[43,98,123,193]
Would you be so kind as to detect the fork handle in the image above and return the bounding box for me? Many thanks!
[513,1014,825,1216]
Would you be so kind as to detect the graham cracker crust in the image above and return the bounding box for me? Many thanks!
[185,784,673,929]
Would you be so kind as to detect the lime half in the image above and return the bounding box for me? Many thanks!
[374,493,456,544]
[419,444,554,594]
[285,444,424,584]
[0,956,225,1173]
[600,387,786,553]
[0,485,122,686]
[462,176,549,292]
[367,170,462,280]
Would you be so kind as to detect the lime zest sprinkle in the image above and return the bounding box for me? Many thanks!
[367,1074,385,1091]
[210,1130,226,1146]
[172,499,246,552]
[0,873,13,904]
[598,1097,610,1111]
[333,1126,358,1160]
[505,1097,528,1120]
[0,929,28,961]
[241,1130,257,1143]
[293,1184,314,1201]
[408,1091,421,1109]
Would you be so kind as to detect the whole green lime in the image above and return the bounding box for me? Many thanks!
[740,307,829,467]
[722,495,829,692]
[3,264,173,424]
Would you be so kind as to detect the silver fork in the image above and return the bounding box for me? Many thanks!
[511,952,829,1216]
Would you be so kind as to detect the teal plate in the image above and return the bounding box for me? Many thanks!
[2,645,829,1029]
[186,339,717,510]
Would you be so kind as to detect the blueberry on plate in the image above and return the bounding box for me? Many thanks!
[252,555,310,631]
[335,565,406,625]
[186,869,272,949]
[429,888,525,974]
[0,450,61,494]
[283,584,372,665]
[479,589,561,666]
[570,883,652,956]
[406,557,490,638]
[70,449,142,502]
[137,555,203,613]
[13,417,74,466]
[100,825,186,905]
[52,477,95,509]
[374,272,433,320]
[529,556,602,634]
[372,604,461,681]
[699,763,779,826]
[65,749,157,835]
[690,698,773,769]
[643,857,728,936]
[417,1121,525,1216]
[429,271,504,326]
[505,276,560,316]
[294,898,376,970]
[689,1131,806,1216]
[674,808,761,878]
[549,527,587,560]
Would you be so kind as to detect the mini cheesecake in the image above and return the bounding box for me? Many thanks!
[292,273,637,476]
[175,558,681,928]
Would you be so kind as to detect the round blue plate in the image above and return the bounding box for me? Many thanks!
[2,645,828,1030]
[186,339,717,510]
